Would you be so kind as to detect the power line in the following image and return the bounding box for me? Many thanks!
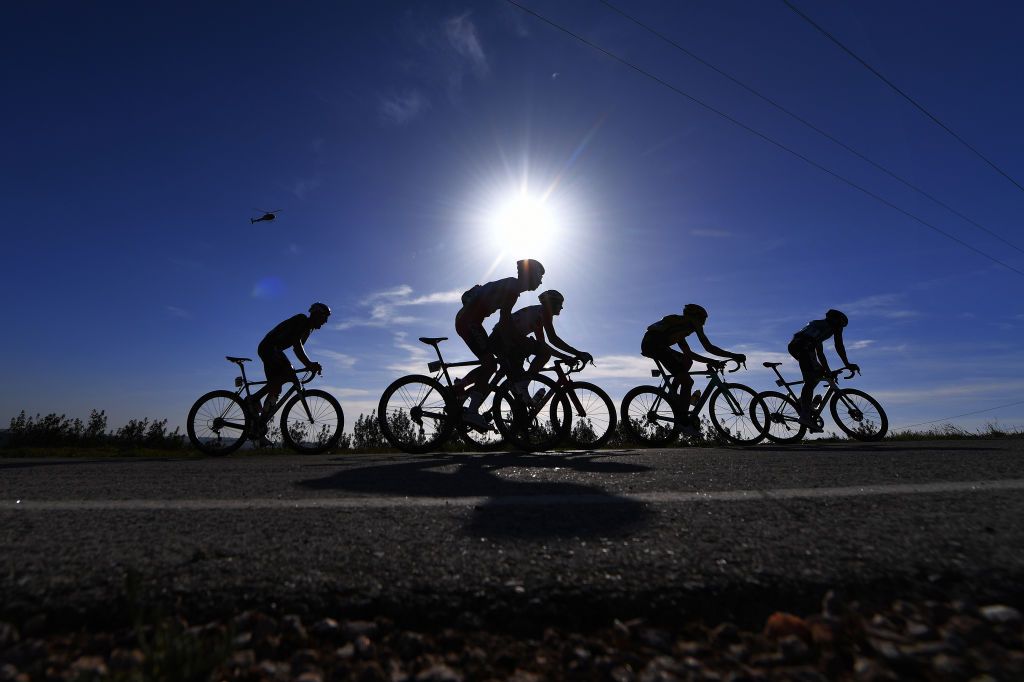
[502,0,1024,278]
[895,399,1024,431]
[598,0,1024,256]
[781,0,1024,196]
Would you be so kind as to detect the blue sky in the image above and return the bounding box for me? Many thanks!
[3,0,1022,434]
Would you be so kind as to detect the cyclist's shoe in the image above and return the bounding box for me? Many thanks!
[689,389,702,406]
[461,408,489,430]
[678,412,701,437]
[452,377,470,397]
[256,433,275,448]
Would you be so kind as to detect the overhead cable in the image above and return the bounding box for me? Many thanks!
[502,0,1024,278]
[598,0,1023,255]
[781,0,1024,196]
[894,399,1024,431]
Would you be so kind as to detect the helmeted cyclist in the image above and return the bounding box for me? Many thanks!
[489,289,593,381]
[253,302,331,440]
[788,308,859,431]
[641,303,746,433]
[455,259,545,428]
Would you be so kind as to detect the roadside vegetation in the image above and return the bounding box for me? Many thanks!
[2,408,1020,457]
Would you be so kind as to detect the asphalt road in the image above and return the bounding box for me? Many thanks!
[2,440,1023,629]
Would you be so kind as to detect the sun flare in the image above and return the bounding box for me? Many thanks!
[490,192,557,257]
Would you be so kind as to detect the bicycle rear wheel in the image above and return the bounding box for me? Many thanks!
[280,389,344,454]
[752,391,806,444]
[494,373,569,452]
[187,390,250,455]
[620,386,680,446]
[708,383,766,445]
[830,388,888,441]
[459,394,506,451]
[378,375,454,453]
[559,381,616,449]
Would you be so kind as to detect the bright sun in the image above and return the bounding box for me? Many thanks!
[490,193,557,257]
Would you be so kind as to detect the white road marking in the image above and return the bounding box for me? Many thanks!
[3,479,1023,511]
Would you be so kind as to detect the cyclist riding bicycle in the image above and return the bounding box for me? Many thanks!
[788,308,859,431]
[489,289,594,385]
[641,303,746,434]
[455,258,545,429]
[252,302,332,442]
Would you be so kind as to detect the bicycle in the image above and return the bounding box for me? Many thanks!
[376,337,571,453]
[620,359,766,446]
[186,356,344,455]
[540,359,617,449]
[752,363,887,443]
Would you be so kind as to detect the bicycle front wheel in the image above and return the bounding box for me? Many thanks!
[559,381,616,449]
[620,386,680,446]
[280,389,344,454]
[830,388,888,441]
[377,375,455,453]
[708,383,766,445]
[494,373,570,452]
[187,390,250,456]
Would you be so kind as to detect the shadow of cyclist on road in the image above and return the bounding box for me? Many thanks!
[296,451,653,539]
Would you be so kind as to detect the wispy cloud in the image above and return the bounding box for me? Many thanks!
[689,228,733,238]
[165,305,190,319]
[873,379,1024,405]
[317,349,358,370]
[846,339,875,351]
[336,285,461,330]
[292,176,321,200]
[378,90,430,126]
[837,293,921,319]
[445,13,488,78]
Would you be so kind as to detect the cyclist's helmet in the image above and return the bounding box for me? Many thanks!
[825,308,848,328]
[538,289,564,307]
[683,303,708,323]
[517,258,545,282]
[309,302,332,318]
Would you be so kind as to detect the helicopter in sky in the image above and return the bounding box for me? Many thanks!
[250,209,282,224]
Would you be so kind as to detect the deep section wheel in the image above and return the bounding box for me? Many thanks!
[187,390,250,456]
[830,388,888,441]
[708,383,766,445]
[620,386,680,446]
[377,375,454,453]
[280,389,344,454]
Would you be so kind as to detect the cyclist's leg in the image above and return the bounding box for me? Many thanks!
[258,347,289,418]
[525,339,550,376]
[788,339,821,422]
[456,314,496,395]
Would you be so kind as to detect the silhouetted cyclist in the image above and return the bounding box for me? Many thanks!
[252,302,332,444]
[788,308,859,431]
[641,303,746,434]
[455,259,545,429]
[489,289,593,383]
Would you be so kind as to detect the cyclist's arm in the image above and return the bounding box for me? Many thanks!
[833,330,855,370]
[292,341,320,372]
[542,320,584,358]
[675,338,719,365]
[815,344,832,373]
[693,327,744,362]
[530,323,573,363]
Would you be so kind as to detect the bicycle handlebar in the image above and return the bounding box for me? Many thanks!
[296,367,320,385]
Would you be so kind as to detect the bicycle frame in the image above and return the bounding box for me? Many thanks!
[229,359,319,425]
[646,359,746,423]
[764,364,851,420]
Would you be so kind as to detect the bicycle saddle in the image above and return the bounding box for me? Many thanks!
[763,361,782,368]
[419,337,448,345]
[226,356,252,363]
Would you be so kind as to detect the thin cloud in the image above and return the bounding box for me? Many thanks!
[873,379,1024,405]
[166,305,191,319]
[336,286,460,330]
[317,349,358,370]
[292,176,321,200]
[837,293,921,319]
[445,13,488,77]
[689,228,733,238]
[378,90,430,126]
